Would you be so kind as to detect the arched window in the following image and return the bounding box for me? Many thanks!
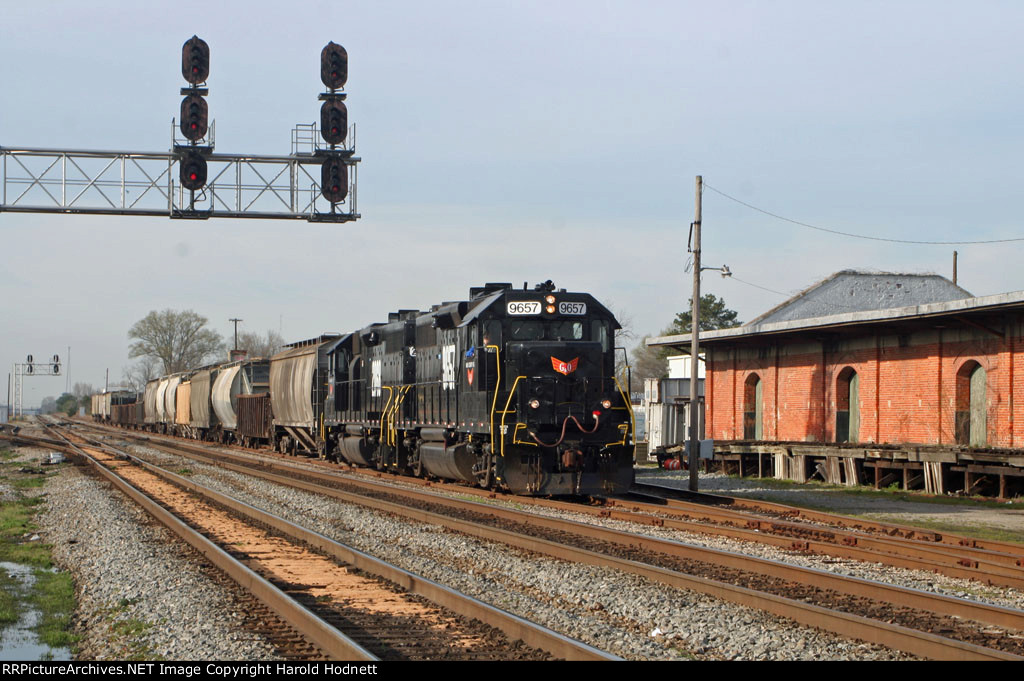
[743,373,763,440]
[955,361,986,446]
[835,367,859,443]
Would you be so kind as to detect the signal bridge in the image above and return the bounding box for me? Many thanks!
[0,39,359,223]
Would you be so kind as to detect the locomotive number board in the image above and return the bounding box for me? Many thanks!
[558,302,586,315]
[507,301,542,315]
[506,301,588,315]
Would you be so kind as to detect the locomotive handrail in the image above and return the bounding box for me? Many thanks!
[499,376,527,459]
[485,344,502,449]
[611,375,635,447]
[378,386,394,447]
[387,386,413,447]
[513,422,538,448]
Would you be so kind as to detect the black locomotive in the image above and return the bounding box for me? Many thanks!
[100,281,636,496]
[314,281,635,495]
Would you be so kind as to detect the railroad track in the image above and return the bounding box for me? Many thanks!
[42,421,1024,661]
[29,423,616,661]
[66,418,1024,590]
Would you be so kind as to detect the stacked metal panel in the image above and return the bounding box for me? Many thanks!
[269,345,318,427]
[189,369,216,429]
[211,365,242,429]
[163,376,181,426]
[144,380,160,424]
[175,381,191,426]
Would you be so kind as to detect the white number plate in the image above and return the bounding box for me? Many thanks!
[558,302,587,315]
[507,301,541,315]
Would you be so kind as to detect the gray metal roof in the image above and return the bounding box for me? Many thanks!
[747,270,972,326]
[648,287,1024,351]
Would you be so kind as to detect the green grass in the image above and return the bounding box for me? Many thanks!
[0,496,52,567]
[102,600,160,660]
[31,568,76,649]
[0,453,78,656]
[854,516,1024,545]
[714,471,1024,510]
[0,569,21,626]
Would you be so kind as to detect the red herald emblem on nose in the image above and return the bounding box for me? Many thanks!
[551,356,579,375]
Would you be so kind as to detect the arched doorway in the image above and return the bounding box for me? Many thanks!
[835,367,859,443]
[743,373,763,440]
[955,361,986,446]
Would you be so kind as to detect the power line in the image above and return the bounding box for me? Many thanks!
[703,183,1024,246]
[727,275,789,296]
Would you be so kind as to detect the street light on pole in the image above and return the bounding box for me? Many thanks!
[687,175,731,491]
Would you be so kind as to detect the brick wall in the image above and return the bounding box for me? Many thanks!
[707,319,1022,447]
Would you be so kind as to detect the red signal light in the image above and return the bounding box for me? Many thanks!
[179,151,207,191]
[320,42,348,90]
[180,94,208,142]
[321,157,348,203]
[181,36,210,85]
[320,100,348,146]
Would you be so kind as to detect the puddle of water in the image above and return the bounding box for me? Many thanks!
[0,562,72,661]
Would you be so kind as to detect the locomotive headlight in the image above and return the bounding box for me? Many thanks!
[545,305,556,314]
[545,295,556,304]
[529,399,540,409]
[600,399,612,409]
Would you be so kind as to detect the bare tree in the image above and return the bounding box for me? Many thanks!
[122,356,161,391]
[630,334,671,383]
[128,310,224,374]
[236,329,286,359]
[71,382,95,399]
[40,396,57,414]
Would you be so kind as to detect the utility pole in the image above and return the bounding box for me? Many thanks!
[688,175,702,492]
[953,251,958,286]
[229,318,243,350]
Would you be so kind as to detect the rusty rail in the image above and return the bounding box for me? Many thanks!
[81,428,1024,660]
[45,423,618,662]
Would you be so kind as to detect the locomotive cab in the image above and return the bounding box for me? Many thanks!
[457,284,635,495]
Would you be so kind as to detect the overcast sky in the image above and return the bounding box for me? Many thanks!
[3,1,1024,406]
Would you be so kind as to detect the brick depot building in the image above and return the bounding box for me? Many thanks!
[648,271,1024,497]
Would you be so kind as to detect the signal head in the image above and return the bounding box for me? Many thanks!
[320,42,348,90]
[320,100,348,146]
[179,151,208,191]
[179,94,209,142]
[320,157,348,204]
[182,36,210,85]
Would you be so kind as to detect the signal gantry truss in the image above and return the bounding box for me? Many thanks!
[0,137,359,222]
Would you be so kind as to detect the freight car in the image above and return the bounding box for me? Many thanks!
[97,281,635,496]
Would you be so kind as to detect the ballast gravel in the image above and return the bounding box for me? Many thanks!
[18,445,280,661]
[87,442,917,661]
[27,433,1020,661]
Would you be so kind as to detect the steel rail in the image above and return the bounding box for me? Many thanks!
[94,431,1024,659]
[41,426,378,661]
[50,424,618,661]
[632,481,1024,557]
[90,421,1024,578]
[78,425,1024,632]
[596,494,1024,586]
[66,422,1024,586]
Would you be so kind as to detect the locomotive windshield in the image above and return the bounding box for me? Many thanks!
[507,319,585,341]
